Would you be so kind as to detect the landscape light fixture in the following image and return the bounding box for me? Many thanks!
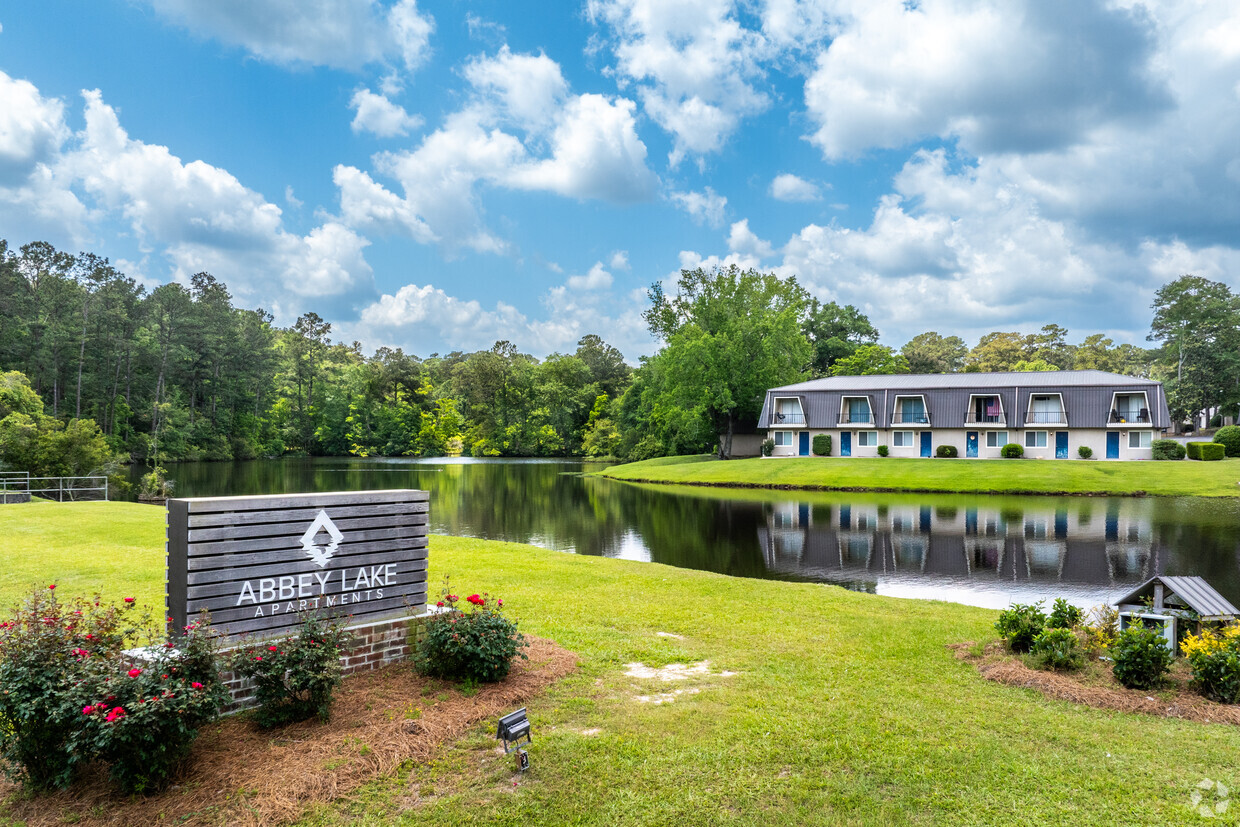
[496,707,532,772]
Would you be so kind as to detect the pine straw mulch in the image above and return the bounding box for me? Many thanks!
[951,640,1240,726]
[0,636,577,827]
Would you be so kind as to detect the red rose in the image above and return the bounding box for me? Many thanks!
[127,668,142,678]
[192,682,204,689]
[123,597,135,603]
[48,584,56,591]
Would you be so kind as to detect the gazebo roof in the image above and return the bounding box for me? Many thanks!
[1115,576,1239,621]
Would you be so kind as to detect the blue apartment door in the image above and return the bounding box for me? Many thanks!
[966,431,978,458]
[1106,432,1120,459]
[840,432,852,457]
[798,431,810,456]
[920,431,932,458]
[1055,431,1068,459]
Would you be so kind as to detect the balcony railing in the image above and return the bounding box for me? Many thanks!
[1109,409,1150,424]
[891,412,930,425]
[1025,411,1068,425]
[772,412,806,425]
[838,413,874,425]
[964,412,1007,425]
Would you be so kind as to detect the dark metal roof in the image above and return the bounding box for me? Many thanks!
[772,369,1160,392]
[1114,575,1239,621]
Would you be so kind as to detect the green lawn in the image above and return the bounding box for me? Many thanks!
[597,454,1240,497]
[5,503,1240,825]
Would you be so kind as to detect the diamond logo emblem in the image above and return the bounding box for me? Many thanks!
[300,510,344,568]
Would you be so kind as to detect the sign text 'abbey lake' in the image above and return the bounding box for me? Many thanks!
[166,490,429,639]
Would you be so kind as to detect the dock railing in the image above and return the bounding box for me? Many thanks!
[0,473,108,503]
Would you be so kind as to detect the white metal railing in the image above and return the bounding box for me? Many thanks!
[0,473,108,503]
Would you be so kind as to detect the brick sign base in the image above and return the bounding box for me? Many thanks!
[216,611,434,712]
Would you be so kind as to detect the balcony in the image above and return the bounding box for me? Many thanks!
[838,412,874,425]
[1109,409,1149,424]
[964,412,1007,426]
[891,412,930,425]
[772,412,806,425]
[1025,411,1068,425]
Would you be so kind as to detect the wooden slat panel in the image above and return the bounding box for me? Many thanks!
[198,592,428,628]
[188,573,427,615]
[187,512,425,543]
[186,534,427,571]
[185,524,426,559]
[186,550,428,588]
[187,501,427,529]
[179,489,427,514]
[202,598,426,639]
[167,489,430,641]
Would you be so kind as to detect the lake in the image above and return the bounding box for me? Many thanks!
[132,457,1240,611]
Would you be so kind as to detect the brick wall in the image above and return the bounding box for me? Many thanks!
[216,610,432,712]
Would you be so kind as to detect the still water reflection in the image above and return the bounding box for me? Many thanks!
[137,457,1240,610]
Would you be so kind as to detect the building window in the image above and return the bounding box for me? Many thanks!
[895,396,928,424]
[774,431,793,447]
[1025,431,1048,448]
[858,431,877,447]
[1129,431,1152,448]
[985,431,1009,448]
[893,431,914,447]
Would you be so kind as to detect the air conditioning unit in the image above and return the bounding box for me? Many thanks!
[1119,611,1177,653]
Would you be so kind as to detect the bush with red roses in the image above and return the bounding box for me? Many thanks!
[415,577,526,684]
[0,587,224,794]
[229,613,348,729]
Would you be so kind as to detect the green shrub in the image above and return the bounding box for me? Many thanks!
[995,602,1046,653]
[1077,445,1093,459]
[935,445,958,458]
[812,435,831,456]
[1047,598,1083,630]
[1000,443,1024,459]
[1110,625,1172,690]
[1182,625,1240,703]
[876,445,889,457]
[1030,627,1085,671]
[230,614,348,728]
[1187,441,1225,461]
[1214,425,1240,457]
[416,581,527,684]
[73,618,225,794]
[0,587,144,790]
[760,438,774,457]
[1150,439,1186,460]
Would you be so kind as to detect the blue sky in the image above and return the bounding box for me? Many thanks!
[1,0,1237,360]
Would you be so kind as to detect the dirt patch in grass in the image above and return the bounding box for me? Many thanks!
[952,641,1240,725]
[0,636,576,827]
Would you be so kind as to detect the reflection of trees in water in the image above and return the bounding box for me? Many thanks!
[148,459,1240,604]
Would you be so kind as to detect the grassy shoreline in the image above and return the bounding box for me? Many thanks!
[596,454,1240,498]
[6,503,1240,824]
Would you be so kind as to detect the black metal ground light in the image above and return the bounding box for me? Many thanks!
[497,707,532,771]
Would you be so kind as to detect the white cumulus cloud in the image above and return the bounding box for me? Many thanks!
[349,88,423,137]
[146,0,434,70]
[668,187,726,227]
[769,173,821,202]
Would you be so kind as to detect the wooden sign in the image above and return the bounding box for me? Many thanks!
[166,490,429,640]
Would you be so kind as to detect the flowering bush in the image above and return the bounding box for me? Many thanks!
[0,589,222,794]
[0,586,143,790]
[230,613,348,728]
[72,618,226,794]
[1182,624,1240,703]
[416,579,527,684]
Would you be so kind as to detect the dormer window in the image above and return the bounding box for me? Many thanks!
[773,397,805,425]
[892,395,929,425]
[839,396,873,425]
[1110,392,1150,425]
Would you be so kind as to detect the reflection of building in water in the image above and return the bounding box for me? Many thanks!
[757,500,1156,604]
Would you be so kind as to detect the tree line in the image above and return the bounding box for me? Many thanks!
[0,237,1235,474]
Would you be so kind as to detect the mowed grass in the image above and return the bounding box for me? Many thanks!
[7,503,1240,825]
[598,454,1240,497]
[0,500,166,608]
